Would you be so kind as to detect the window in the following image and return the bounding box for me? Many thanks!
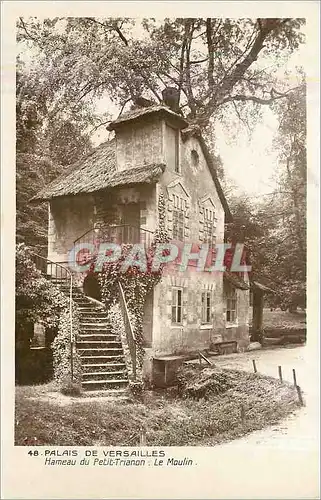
[166,124,180,173]
[201,291,212,324]
[203,208,216,246]
[174,129,179,173]
[172,288,183,324]
[172,194,185,241]
[226,286,237,323]
[191,149,199,168]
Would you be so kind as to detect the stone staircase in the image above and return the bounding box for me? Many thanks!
[59,283,129,393]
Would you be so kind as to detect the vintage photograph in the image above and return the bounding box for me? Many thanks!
[15,15,311,451]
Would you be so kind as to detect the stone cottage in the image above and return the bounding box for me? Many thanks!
[33,97,250,388]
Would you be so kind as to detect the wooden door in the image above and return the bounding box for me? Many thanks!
[121,203,140,243]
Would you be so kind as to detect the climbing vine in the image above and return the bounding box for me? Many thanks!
[99,189,170,365]
[52,302,82,391]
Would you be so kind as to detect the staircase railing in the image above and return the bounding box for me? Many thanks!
[73,224,154,255]
[30,252,75,381]
[117,280,136,381]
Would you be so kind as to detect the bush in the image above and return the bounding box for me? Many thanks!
[52,305,82,390]
[60,378,82,396]
[15,243,68,339]
[177,364,238,400]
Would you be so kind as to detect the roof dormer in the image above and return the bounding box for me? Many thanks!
[108,102,188,172]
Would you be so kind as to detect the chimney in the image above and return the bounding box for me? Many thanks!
[162,87,180,113]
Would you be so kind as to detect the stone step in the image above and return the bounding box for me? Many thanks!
[79,348,124,356]
[80,321,110,327]
[79,330,113,337]
[77,341,122,349]
[82,379,128,391]
[79,318,110,324]
[79,311,108,318]
[77,306,105,312]
[63,293,85,299]
[81,355,125,364]
[82,370,127,381]
[79,328,112,335]
[78,334,119,342]
[72,297,93,302]
[80,322,110,327]
[82,362,127,372]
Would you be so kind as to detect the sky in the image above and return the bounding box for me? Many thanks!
[213,45,305,197]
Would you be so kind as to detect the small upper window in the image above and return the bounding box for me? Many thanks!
[191,149,199,167]
[166,124,180,173]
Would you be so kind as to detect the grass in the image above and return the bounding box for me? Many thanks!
[250,308,306,331]
[15,367,301,447]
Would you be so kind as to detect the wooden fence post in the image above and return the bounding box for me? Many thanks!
[240,405,245,424]
[296,385,304,406]
[252,359,257,373]
[278,365,283,383]
[292,368,297,387]
[139,428,146,446]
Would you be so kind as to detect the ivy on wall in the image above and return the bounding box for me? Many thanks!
[99,188,170,365]
[108,302,137,381]
[52,302,82,388]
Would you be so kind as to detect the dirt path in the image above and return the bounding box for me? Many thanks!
[204,345,319,498]
[213,345,318,450]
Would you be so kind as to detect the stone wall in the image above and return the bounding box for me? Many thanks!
[116,118,163,171]
[149,123,228,355]
[48,194,95,264]
[151,268,225,355]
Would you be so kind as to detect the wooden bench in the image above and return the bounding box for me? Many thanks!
[209,341,237,355]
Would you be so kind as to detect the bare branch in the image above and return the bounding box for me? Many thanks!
[232,101,251,136]
[206,18,215,89]
[86,17,128,45]
[190,57,208,65]
[18,17,42,46]
[202,18,292,122]
[88,120,112,135]
[220,85,302,107]
[184,19,197,116]
[114,26,128,46]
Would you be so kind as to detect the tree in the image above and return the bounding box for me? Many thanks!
[226,117,307,312]
[48,120,92,166]
[15,244,67,347]
[16,58,94,248]
[267,84,306,309]
[17,17,305,132]
[16,154,63,250]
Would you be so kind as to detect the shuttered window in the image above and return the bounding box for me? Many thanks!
[172,288,183,324]
[201,291,212,324]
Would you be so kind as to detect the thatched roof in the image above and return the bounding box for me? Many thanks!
[32,108,230,220]
[107,104,188,131]
[32,140,165,201]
